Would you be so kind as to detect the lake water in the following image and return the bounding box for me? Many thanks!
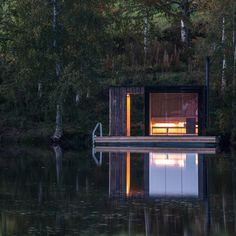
[0,145,236,235]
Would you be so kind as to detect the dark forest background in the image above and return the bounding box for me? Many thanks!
[1,0,236,145]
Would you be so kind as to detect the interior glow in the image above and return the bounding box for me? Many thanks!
[151,122,187,135]
[153,122,185,128]
[150,121,199,135]
[152,127,187,135]
[149,93,199,135]
[126,94,131,136]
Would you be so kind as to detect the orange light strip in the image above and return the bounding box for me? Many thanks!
[126,94,131,136]
[152,128,187,135]
[126,152,131,196]
[152,122,185,128]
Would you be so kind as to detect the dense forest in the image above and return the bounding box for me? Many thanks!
[0,0,236,145]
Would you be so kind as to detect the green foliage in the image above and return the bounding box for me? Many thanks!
[1,0,236,142]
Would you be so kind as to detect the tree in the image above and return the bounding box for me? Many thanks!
[52,0,63,141]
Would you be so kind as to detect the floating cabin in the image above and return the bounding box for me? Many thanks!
[94,86,217,148]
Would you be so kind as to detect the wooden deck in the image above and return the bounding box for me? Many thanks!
[95,146,216,154]
[95,136,218,148]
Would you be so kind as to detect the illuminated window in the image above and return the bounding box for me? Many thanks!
[149,93,198,135]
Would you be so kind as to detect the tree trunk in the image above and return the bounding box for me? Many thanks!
[180,0,192,72]
[221,16,226,92]
[38,81,42,98]
[180,0,191,47]
[75,90,80,104]
[143,7,149,64]
[181,19,187,43]
[52,0,63,140]
[54,104,63,140]
[53,145,63,186]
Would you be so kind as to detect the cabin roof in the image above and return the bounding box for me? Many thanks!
[109,85,206,90]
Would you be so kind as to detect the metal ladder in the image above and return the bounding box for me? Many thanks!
[92,122,103,147]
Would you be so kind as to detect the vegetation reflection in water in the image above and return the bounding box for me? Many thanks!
[0,145,236,235]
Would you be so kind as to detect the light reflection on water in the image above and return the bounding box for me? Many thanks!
[149,153,199,197]
[0,145,236,235]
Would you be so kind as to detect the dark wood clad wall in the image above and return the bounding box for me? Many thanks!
[109,87,144,136]
[109,153,127,197]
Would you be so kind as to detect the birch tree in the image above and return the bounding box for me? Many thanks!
[52,0,63,141]
[221,16,226,91]
[180,0,191,46]
[143,7,149,63]
[169,0,197,47]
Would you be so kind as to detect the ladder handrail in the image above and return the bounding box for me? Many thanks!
[92,122,103,147]
[92,147,103,166]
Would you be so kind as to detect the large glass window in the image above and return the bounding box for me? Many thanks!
[149,93,198,135]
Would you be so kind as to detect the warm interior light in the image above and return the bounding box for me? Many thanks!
[151,121,187,135]
[149,92,199,136]
[152,122,185,128]
[150,120,199,135]
[126,94,131,136]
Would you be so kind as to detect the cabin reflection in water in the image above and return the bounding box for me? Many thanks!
[109,152,206,199]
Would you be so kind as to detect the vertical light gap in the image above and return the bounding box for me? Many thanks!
[127,94,131,136]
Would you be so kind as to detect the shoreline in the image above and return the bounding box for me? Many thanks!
[0,125,235,151]
[0,126,90,149]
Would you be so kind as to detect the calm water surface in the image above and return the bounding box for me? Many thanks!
[0,145,236,236]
